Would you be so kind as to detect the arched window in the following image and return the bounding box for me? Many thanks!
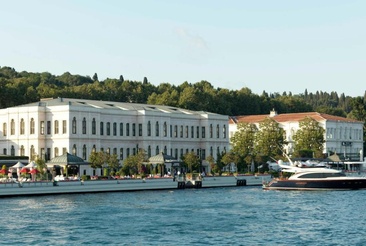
[100,122,104,135]
[11,145,15,156]
[20,145,25,156]
[2,123,6,136]
[119,123,123,136]
[83,145,87,160]
[72,144,77,155]
[147,121,151,136]
[92,118,96,135]
[30,118,35,134]
[155,121,159,136]
[163,122,167,137]
[72,117,77,134]
[54,147,59,157]
[10,119,15,135]
[30,145,35,160]
[113,122,117,136]
[107,122,111,135]
[82,118,87,134]
[156,146,159,155]
[20,119,25,135]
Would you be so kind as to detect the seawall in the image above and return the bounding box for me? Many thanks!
[0,175,272,197]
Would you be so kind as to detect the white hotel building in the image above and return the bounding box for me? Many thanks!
[229,110,364,161]
[0,98,230,174]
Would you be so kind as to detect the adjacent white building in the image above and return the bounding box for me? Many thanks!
[229,110,364,161]
[0,98,230,175]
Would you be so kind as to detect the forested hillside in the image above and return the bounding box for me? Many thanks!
[1,66,365,120]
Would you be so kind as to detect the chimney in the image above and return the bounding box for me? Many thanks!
[270,108,277,117]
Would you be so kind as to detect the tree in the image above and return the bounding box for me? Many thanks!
[106,154,120,171]
[254,117,286,163]
[292,116,325,158]
[348,97,366,151]
[92,73,99,82]
[182,152,200,173]
[206,155,216,175]
[89,151,107,170]
[221,151,240,174]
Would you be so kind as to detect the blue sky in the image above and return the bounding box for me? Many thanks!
[1,0,365,97]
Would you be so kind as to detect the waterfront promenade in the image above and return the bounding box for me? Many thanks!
[0,174,271,197]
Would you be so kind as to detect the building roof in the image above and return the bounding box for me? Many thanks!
[14,97,225,118]
[230,112,362,124]
[47,153,88,165]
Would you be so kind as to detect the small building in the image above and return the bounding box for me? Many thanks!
[229,110,364,161]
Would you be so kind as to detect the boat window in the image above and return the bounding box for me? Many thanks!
[298,173,346,178]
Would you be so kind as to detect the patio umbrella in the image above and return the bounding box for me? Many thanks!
[11,162,25,168]
[29,169,40,174]
[25,161,37,169]
[11,162,25,179]
[29,168,40,181]
[0,169,7,174]
[20,168,29,173]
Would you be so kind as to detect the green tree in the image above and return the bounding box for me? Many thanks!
[254,117,286,163]
[182,152,200,173]
[221,151,240,174]
[121,154,139,176]
[231,122,257,159]
[106,154,120,171]
[292,117,325,158]
[89,151,107,170]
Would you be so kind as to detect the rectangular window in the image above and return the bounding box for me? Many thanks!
[196,126,200,138]
[202,127,205,138]
[126,123,130,136]
[132,123,136,136]
[107,122,111,135]
[180,126,183,138]
[120,123,123,136]
[47,121,51,135]
[54,120,59,134]
[113,123,117,136]
[191,126,194,138]
[139,123,142,136]
[100,122,104,135]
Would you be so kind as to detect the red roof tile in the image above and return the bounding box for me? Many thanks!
[230,112,362,124]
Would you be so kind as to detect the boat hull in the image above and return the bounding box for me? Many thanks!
[263,178,366,190]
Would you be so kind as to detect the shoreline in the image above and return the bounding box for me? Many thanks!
[0,175,272,198]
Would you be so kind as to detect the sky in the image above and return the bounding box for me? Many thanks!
[1,0,365,97]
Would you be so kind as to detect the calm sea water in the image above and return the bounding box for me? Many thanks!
[2,187,366,246]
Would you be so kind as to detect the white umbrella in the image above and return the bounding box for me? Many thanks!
[25,161,37,169]
[10,162,25,180]
[11,162,25,168]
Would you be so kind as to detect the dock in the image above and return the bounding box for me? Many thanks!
[0,175,272,197]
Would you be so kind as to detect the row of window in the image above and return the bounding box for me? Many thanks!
[2,118,227,139]
[326,127,362,140]
[4,145,226,162]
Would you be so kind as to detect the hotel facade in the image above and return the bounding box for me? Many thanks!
[229,110,364,161]
[0,98,230,175]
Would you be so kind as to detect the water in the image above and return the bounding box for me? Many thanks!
[2,187,366,245]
